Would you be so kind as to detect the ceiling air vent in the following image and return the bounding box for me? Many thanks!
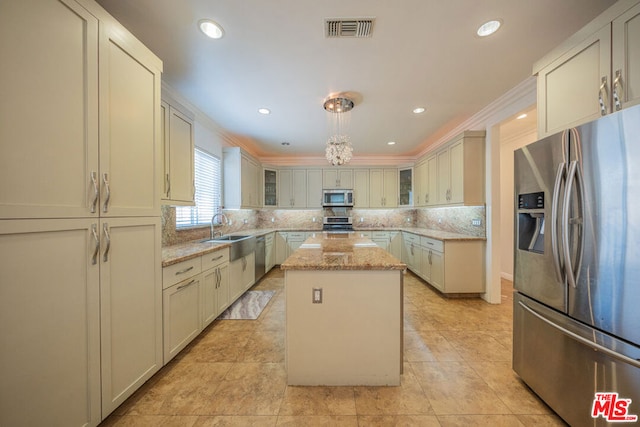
[325,17,374,38]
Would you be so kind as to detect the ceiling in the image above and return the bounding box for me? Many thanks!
[96,0,615,162]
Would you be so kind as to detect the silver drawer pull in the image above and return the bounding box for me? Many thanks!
[177,279,196,291]
[175,266,194,275]
[211,255,224,261]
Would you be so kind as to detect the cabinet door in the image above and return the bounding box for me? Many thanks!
[275,232,289,264]
[369,169,384,207]
[538,25,611,136]
[100,217,162,416]
[419,247,431,282]
[216,263,230,314]
[243,252,256,291]
[337,170,353,189]
[430,250,445,291]
[229,258,245,301]
[612,3,640,111]
[292,170,307,208]
[241,156,258,208]
[0,0,99,219]
[163,276,201,363]
[449,141,464,204]
[353,169,370,207]
[389,232,403,259]
[99,22,162,217]
[265,233,275,271]
[278,169,292,207]
[264,169,278,207]
[427,155,438,206]
[414,162,426,206]
[384,169,398,208]
[202,267,218,328]
[323,169,338,188]
[399,168,413,206]
[437,150,450,204]
[306,169,323,208]
[0,219,101,427]
[166,106,194,204]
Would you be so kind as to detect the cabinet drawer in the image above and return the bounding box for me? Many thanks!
[288,232,306,240]
[202,248,229,271]
[356,231,372,238]
[162,257,201,289]
[403,232,419,244]
[372,231,389,239]
[420,236,444,252]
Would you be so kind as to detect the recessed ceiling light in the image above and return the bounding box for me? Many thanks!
[516,113,527,120]
[281,142,290,146]
[258,108,271,115]
[477,20,502,37]
[412,107,426,114]
[387,141,396,145]
[198,19,224,39]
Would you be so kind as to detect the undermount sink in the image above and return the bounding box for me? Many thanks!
[202,235,256,261]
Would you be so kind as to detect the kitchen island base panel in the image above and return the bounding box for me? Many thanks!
[285,269,402,386]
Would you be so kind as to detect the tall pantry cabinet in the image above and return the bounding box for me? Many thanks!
[0,0,163,426]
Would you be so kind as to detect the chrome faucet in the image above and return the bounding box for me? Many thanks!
[211,213,228,239]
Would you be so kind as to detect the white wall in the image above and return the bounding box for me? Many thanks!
[499,126,537,281]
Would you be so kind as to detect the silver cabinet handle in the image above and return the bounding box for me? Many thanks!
[90,172,99,213]
[613,69,623,111]
[212,254,224,261]
[518,300,640,370]
[165,173,171,198]
[102,223,111,262]
[598,76,609,116]
[175,266,194,275]
[428,249,432,265]
[410,242,414,256]
[102,173,111,213]
[91,224,100,265]
[177,279,196,291]
[242,257,247,271]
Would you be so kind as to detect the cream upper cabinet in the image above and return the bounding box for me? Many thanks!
[0,219,101,427]
[99,20,162,217]
[279,169,307,208]
[306,169,323,208]
[369,168,398,208]
[426,155,438,206]
[323,169,353,189]
[223,148,259,209]
[536,0,640,136]
[398,168,413,206]
[161,102,194,205]
[353,169,370,208]
[263,168,278,207]
[429,131,485,206]
[0,0,99,219]
[612,2,640,110]
[413,161,427,207]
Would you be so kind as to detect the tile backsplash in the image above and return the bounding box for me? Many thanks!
[162,205,486,246]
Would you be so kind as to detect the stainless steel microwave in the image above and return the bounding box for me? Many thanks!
[322,189,354,207]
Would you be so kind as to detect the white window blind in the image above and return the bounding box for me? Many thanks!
[176,148,221,228]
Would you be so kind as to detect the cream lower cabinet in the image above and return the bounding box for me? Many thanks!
[0,219,101,427]
[404,233,484,294]
[163,273,201,363]
[275,232,289,264]
[265,232,275,272]
[229,252,255,302]
[201,248,230,327]
[100,218,163,417]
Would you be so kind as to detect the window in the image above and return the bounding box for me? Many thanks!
[176,148,221,228]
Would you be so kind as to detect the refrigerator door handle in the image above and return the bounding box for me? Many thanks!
[562,160,584,289]
[551,163,565,283]
[518,300,640,369]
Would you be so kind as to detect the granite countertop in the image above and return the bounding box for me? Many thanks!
[280,232,406,271]
[162,227,484,267]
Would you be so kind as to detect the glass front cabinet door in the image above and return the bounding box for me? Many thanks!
[399,168,413,206]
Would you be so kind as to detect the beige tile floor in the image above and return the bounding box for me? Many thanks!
[101,269,568,426]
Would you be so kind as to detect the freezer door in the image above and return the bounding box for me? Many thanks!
[514,292,640,426]
[569,104,640,346]
[514,132,567,311]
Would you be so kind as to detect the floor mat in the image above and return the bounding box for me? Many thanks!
[217,290,276,320]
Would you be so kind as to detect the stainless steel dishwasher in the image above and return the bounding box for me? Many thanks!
[255,235,266,281]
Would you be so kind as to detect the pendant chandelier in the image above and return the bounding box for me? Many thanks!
[324,94,355,166]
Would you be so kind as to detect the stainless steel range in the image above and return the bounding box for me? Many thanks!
[322,207,353,231]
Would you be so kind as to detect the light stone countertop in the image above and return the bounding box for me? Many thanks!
[280,232,406,271]
[162,227,484,267]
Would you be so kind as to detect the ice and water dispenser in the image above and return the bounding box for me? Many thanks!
[517,192,545,254]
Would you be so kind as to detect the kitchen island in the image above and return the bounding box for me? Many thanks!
[280,232,406,386]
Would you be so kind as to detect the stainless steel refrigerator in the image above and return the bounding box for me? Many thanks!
[513,103,640,426]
